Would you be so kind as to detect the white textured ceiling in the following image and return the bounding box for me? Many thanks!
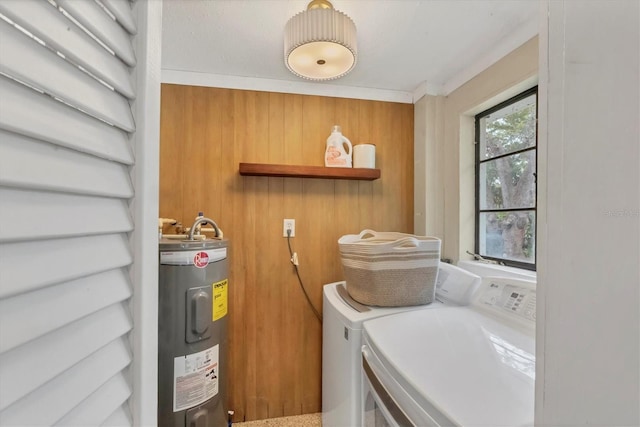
[161,0,539,97]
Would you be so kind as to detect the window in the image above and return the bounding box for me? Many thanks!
[475,87,537,270]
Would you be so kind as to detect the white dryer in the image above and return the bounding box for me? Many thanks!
[361,276,536,426]
[322,263,481,427]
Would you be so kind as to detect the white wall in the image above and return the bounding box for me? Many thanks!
[536,1,640,425]
[414,94,444,238]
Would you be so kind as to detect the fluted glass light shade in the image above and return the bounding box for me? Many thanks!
[284,0,357,81]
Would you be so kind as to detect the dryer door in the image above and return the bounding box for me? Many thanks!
[361,355,400,427]
[361,344,443,427]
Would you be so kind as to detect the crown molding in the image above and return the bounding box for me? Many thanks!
[412,81,443,102]
[161,69,414,104]
[441,22,538,96]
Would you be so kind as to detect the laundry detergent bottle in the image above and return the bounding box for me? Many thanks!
[324,125,353,168]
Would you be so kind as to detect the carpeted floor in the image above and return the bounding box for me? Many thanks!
[234,412,321,426]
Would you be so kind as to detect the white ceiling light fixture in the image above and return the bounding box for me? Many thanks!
[284,0,357,81]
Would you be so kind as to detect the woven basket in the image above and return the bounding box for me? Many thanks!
[338,230,441,307]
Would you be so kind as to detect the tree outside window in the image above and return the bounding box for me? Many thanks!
[475,88,537,269]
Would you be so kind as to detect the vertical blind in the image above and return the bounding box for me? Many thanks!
[0,0,138,425]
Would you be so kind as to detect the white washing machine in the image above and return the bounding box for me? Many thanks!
[322,263,481,427]
[361,276,536,426]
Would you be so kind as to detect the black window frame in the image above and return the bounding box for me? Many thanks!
[474,86,538,271]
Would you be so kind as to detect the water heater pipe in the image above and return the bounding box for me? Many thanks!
[187,217,220,240]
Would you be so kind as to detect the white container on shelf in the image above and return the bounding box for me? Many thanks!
[325,125,353,168]
[353,144,376,168]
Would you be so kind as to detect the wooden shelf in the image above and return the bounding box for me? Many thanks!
[239,163,380,181]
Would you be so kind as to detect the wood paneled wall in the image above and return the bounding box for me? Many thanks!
[159,84,414,422]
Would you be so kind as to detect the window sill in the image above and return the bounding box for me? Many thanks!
[457,260,536,281]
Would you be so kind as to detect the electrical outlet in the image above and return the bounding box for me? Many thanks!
[283,219,295,237]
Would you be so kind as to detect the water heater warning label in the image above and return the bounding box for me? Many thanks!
[213,279,228,321]
[173,345,219,412]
